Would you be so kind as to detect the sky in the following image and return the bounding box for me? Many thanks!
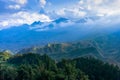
[0,0,120,30]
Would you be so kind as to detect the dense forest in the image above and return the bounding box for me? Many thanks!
[0,52,120,80]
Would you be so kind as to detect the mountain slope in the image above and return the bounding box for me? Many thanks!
[0,17,93,51]
[18,41,105,60]
[17,30,120,65]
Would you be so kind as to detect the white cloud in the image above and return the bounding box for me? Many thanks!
[52,0,120,21]
[55,8,86,19]
[39,0,46,8]
[8,4,21,9]
[0,11,51,30]
[55,8,66,16]
[1,0,120,31]
[11,0,27,5]
[6,0,27,10]
[79,0,120,16]
[18,0,27,5]
[0,21,9,27]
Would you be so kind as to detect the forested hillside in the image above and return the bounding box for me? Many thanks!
[0,52,120,80]
[18,41,104,60]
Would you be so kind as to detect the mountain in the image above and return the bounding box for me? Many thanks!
[53,17,69,23]
[29,17,69,31]
[17,29,120,65]
[91,31,120,65]
[0,17,96,51]
[17,40,105,61]
[31,21,43,26]
[1,53,120,80]
[0,50,12,61]
[0,16,120,52]
[75,17,88,23]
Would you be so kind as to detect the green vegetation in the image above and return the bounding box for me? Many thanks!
[18,42,104,61]
[0,51,12,61]
[0,52,120,80]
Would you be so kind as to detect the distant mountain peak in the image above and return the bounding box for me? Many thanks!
[31,21,43,26]
[53,17,69,24]
[76,18,88,23]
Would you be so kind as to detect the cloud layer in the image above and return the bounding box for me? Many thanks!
[53,0,120,18]
[0,11,51,30]
[0,0,120,30]
[39,0,46,8]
